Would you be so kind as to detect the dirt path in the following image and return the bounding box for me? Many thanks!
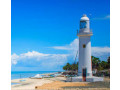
[35,81,89,89]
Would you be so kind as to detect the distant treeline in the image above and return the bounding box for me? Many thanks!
[63,56,110,71]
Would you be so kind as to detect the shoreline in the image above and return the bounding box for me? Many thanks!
[11,78,54,90]
[11,72,64,89]
[11,74,110,90]
[11,71,59,80]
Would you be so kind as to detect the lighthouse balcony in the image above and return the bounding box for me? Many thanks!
[77,30,93,37]
[78,28,92,33]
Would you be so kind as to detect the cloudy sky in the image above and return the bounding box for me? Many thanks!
[11,0,110,71]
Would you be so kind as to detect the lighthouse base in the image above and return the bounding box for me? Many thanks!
[66,76,104,82]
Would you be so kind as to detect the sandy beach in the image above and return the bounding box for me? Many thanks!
[11,76,67,90]
[11,78,53,90]
[11,76,110,90]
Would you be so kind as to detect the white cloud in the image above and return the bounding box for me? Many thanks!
[11,38,110,71]
[105,15,110,19]
[11,51,68,69]
[19,51,50,60]
[52,38,110,60]
[92,47,110,56]
[92,15,110,20]
[52,39,79,60]
[52,39,79,51]
[52,46,70,50]
[11,53,19,65]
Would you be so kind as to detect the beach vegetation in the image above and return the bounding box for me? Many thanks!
[63,56,110,76]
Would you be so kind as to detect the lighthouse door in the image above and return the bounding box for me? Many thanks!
[82,68,87,81]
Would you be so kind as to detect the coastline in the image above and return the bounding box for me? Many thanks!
[11,71,59,80]
[11,78,54,90]
[11,75,66,90]
[11,72,64,89]
[11,75,110,90]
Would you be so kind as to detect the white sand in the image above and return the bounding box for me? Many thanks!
[11,77,66,90]
[11,78,53,90]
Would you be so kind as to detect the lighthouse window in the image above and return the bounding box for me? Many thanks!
[80,21,87,29]
[83,44,86,48]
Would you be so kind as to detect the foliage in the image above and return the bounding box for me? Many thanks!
[107,56,110,69]
[63,63,71,71]
[92,56,101,69]
[63,56,110,71]
[63,62,78,71]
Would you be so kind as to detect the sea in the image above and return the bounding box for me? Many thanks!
[11,71,58,80]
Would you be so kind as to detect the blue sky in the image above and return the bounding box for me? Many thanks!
[11,0,110,71]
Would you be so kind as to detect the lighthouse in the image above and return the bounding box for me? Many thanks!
[67,14,103,82]
[77,14,93,77]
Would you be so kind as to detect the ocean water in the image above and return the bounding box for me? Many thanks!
[11,71,58,80]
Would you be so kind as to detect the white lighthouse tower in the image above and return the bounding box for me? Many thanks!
[77,14,93,77]
[67,14,104,82]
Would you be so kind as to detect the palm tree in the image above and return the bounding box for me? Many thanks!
[107,56,110,69]
[92,56,101,69]
[71,63,78,71]
[63,63,71,71]
[100,61,107,69]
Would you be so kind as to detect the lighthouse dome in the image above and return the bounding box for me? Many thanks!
[80,14,89,21]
